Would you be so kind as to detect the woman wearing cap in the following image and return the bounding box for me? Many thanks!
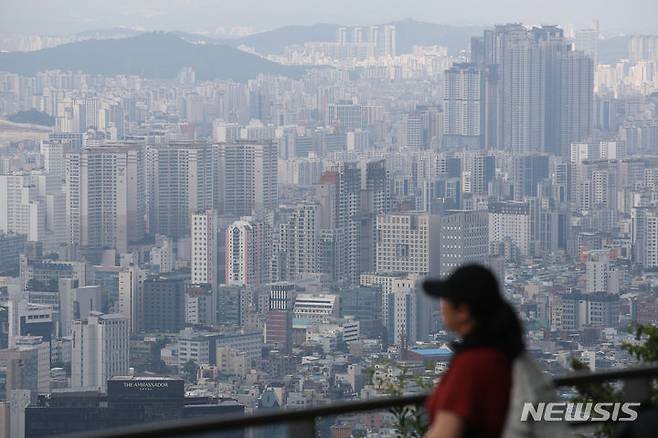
[423,264,525,438]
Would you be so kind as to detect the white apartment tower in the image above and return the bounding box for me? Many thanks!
[71,312,129,392]
[189,210,218,325]
[0,173,46,243]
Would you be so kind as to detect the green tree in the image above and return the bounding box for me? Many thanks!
[181,359,199,384]
[368,364,434,438]
[571,323,658,438]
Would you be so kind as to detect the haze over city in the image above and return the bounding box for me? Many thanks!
[1,0,657,34]
[1,1,658,437]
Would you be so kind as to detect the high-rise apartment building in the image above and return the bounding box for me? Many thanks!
[77,143,146,253]
[555,50,594,156]
[189,210,218,325]
[475,24,593,155]
[0,173,46,243]
[219,141,278,216]
[225,216,272,286]
[278,203,319,281]
[147,142,218,238]
[443,63,481,148]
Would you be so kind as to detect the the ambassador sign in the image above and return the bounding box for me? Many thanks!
[122,381,170,391]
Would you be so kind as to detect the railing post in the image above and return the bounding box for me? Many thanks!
[289,418,316,437]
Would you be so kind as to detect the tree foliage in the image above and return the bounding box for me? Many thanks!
[571,323,658,438]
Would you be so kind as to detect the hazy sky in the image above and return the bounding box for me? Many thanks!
[1,0,657,35]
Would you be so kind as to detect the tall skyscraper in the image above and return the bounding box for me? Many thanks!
[117,266,145,333]
[189,210,218,325]
[575,26,599,66]
[400,113,423,149]
[225,216,272,286]
[360,160,392,273]
[476,24,592,155]
[512,154,550,200]
[381,25,397,57]
[147,142,218,238]
[77,142,146,253]
[65,152,81,251]
[219,141,278,216]
[334,163,361,285]
[277,203,319,281]
[443,63,482,148]
[386,287,417,346]
[555,50,594,156]
[71,312,130,392]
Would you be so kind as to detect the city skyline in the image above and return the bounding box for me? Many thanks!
[1,6,658,437]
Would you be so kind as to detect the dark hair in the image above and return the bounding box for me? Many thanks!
[448,298,525,360]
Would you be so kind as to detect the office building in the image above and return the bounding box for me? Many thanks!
[375,212,439,275]
[25,377,244,438]
[293,293,340,322]
[488,201,531,259]
[142,272,186,333]
[71,312,130,392]
[0,232,26,275]
[327,101,363,132]
[438,210,489,277]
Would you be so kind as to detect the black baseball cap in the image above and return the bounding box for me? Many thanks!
[423,264,503,316]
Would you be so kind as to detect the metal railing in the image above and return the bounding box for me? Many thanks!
[61,364,658,438]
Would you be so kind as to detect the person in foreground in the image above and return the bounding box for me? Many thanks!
[423,264,525,438]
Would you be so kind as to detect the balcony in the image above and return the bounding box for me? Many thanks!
[61,365,658,438]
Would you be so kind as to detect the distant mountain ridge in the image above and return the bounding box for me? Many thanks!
[230,20,484,55]
[0,33,304,81]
